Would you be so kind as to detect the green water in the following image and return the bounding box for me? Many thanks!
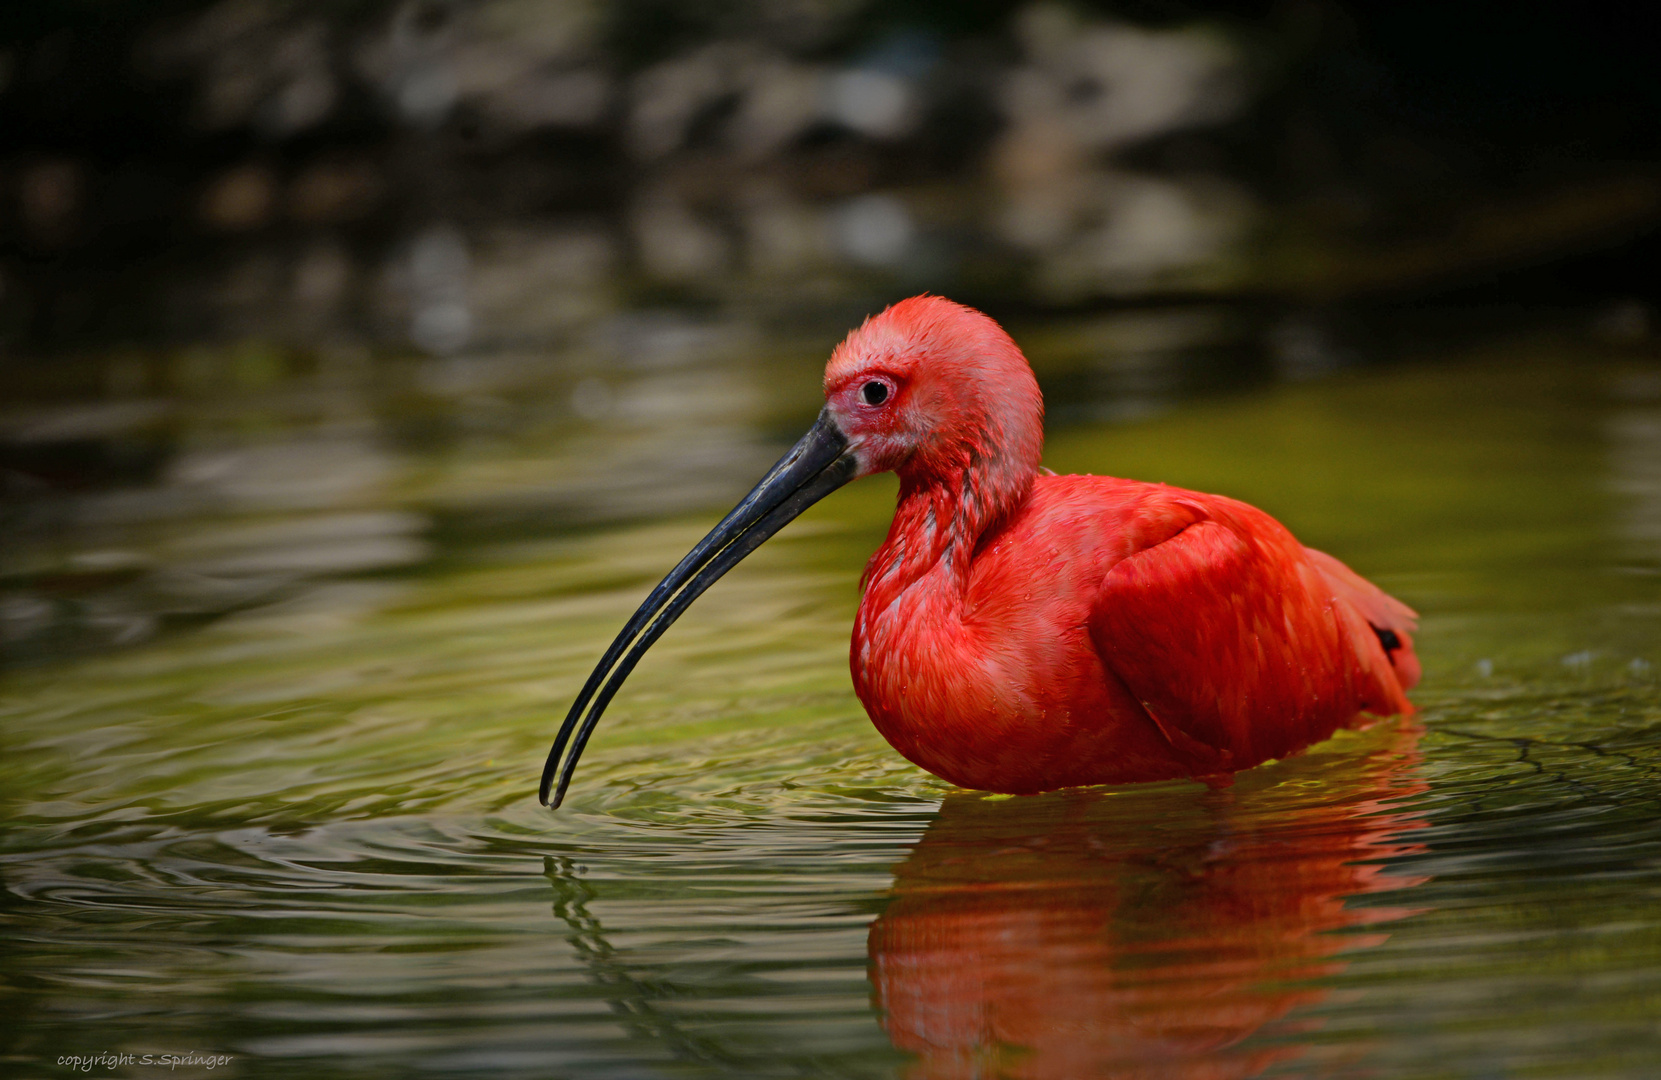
[3,332,1661,1078]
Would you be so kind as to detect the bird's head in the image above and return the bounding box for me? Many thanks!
[822,295,1045,490]
[539,296,1044,808]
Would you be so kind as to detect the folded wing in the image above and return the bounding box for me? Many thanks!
[1090,514,1415,776]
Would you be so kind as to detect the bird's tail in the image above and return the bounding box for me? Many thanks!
[1303,547,1421,697]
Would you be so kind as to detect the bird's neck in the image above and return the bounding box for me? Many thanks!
[863,450,1033,602]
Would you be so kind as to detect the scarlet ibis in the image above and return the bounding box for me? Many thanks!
[539,295,1419,807]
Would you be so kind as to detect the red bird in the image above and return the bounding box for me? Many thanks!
[540,296,1419,806]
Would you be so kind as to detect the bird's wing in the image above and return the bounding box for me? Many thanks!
[1088,516,1410,775]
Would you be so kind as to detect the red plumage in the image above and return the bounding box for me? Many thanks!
[830,296,1417,794]
[541,294,1419,807]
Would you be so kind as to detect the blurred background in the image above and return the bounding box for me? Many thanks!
[6,7,1661,1075]
[3,0,1659,666]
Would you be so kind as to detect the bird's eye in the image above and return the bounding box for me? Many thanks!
[861,381,889,406]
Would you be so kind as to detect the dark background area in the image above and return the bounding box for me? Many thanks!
[0,0,1656,352]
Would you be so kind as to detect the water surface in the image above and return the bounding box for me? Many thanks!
[3,328,1661,1078]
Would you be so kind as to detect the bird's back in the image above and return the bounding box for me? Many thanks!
[951,473,1418,785]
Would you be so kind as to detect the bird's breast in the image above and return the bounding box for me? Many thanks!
[849,487,1190,792]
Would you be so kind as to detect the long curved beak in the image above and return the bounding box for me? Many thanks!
[539,409,859,808]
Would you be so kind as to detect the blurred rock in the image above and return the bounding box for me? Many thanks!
[288,160,384,224]
[825,68,914,139]
[146,0,336,133]
[1006,5,1245,155]
[627,43,748,161]
[1028,171,1256,298]
[474,66,611,131]
[291,241,354,329]
[991,5,1258,298]
[830,193,914,268]
[202,165,277,231]
[450,0,610,133]
[406,225,473,354]
[19,159,82,245]
[0,0,1642,355]
[355,0,461,128]
[631,185,731,283]
[738,181,829,277]
[730,54,825,161]
[825,28,937,139]
[259,21,336,134]
[469,226,617,342]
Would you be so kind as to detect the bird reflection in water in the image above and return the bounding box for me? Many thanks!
[869,721,1429,1079]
